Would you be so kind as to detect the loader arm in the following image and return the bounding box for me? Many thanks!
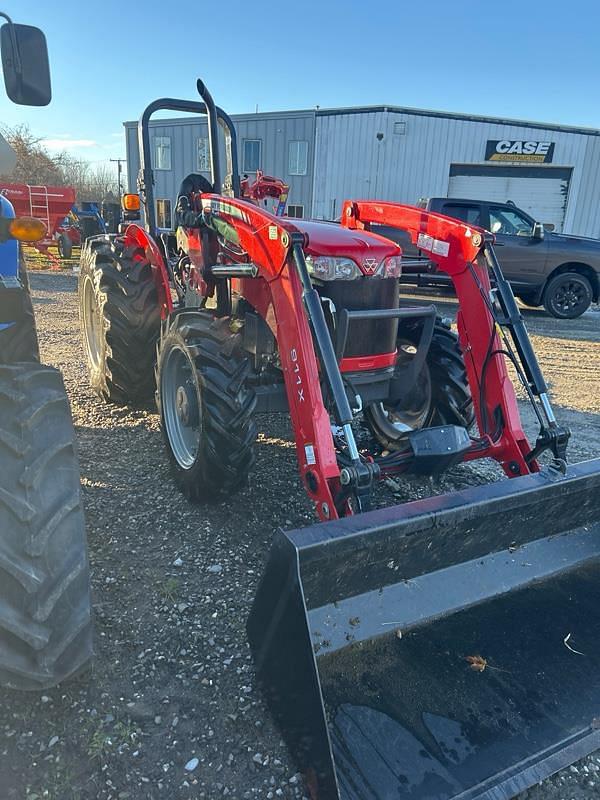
[341,200,543,477]
[200,195,346,520]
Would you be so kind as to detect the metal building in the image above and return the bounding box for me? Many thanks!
[124,104,600,236]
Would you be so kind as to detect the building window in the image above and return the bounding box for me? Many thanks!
[197,137,210,172]
[288,141,308,176]
[156,198,172,229]
[287,204,304,219]
[153,136,171,171]
[393,121,406,135]
[243,139,262,172]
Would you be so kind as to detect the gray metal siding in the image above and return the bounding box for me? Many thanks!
[570,137,600,238]
[312,111,597,235]
[124,105,600,238]
[124,111,315,220]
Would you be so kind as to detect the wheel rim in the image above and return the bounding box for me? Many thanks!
[371,342,433,437]
[161,344,202,469]
[81,275,103,370]
[552,280,587,315]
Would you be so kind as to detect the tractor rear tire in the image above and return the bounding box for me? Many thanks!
[57,233,73,259]
[78,237,161,404]
[157,311,257,502]
[365,317,474,450]
[0,248,40,364]
[0,363,93,689]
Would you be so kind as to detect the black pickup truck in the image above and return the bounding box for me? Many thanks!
[390,197,600,319]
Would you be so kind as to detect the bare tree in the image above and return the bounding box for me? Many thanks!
[0,124,121,203]
[55,153,120,202]
[0,124,65,186]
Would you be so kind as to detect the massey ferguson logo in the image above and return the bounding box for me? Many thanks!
[362,258,378,274]
[485,140,555,164]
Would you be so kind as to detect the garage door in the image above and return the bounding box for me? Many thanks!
[448,165,572,232]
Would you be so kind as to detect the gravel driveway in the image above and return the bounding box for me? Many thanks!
[1,270,599,800]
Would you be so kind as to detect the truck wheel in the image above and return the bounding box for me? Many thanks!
[57,234,73,259]
[543,272,593,319]
[0,363,93,689]
[157,311,257,501]
[0,248,40,364]
[78,238,161,404]
[364,317,474,450]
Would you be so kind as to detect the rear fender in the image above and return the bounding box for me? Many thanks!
[123,223,173,318]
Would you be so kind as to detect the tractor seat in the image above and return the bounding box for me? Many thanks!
[175,173,213,227]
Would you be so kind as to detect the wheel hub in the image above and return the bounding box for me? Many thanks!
[161,346,202,469]
[82,275,102,370]
[176,385,189,424]
[555,282,584,313]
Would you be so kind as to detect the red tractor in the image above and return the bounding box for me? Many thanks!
[78,81,600,800]
[240,170,289,216]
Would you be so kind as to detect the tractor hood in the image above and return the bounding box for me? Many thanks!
[287,219,401,271]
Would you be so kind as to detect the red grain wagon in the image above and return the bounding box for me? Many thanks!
[0,182,76,254]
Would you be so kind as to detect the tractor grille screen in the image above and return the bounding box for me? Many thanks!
[319,277,399,358]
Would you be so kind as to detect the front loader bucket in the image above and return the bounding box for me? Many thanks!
[247,459,600,800]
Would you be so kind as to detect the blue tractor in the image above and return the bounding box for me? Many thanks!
[0,13,92,689]
[56,201,107,259]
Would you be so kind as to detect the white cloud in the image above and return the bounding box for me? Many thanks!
[41,138,98,150]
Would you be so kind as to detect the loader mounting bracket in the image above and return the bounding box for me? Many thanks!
[339,459,380,513]
[527,421,571,465]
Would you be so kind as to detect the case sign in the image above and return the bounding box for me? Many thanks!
[485,140,555,163]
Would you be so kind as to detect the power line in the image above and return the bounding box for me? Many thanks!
[110,158,125,197]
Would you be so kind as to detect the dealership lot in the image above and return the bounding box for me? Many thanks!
[0,271,597,800]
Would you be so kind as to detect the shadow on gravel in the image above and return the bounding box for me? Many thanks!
[29,272,77,293]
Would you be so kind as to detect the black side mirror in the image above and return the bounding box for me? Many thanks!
[532,222,545,241]
[1,21,51,106]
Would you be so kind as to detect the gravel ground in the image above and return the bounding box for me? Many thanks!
[1,268,599,800]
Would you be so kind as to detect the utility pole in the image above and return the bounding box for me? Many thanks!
[110,158,125,199]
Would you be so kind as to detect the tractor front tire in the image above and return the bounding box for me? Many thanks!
[78,237,161,404]
[57,233,73,259]
[157,311,257,502]
[0,248,40,364]
[365,317,474,450]
[0,363,93,689]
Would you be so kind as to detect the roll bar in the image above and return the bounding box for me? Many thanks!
[137,80,240,235]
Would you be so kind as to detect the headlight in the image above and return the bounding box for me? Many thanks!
[306,256,360,281]
[380,255,402,278]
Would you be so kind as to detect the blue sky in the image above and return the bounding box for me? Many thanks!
[4,0,600,172]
